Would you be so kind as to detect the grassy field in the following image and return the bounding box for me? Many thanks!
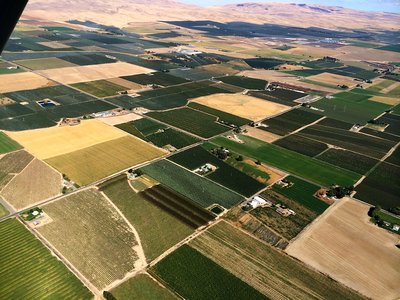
[0,219,92,299]
[0,132,22,154]
[1,159,62,210]
[317,148,379,175]
[147,108,231,138]
[272,176,329,214]
[141,160,244,208]
[38,189,139,289]
[46,136,165,186]
[102,178,194,261]
[211,135,360,187]
[72,80,127,97]
[110,274,177,300]
[189,221,363,300]
[0,203,8,218]
[150,244,266,300]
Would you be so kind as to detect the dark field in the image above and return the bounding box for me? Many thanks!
[273,134,328,157]
[217,76,267,90]
[245,57,285,69]
[59,53,117,65]
[248,88,305,106]
[378,113,400,136]
[122,72,189,86]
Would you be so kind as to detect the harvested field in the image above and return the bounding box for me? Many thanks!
[243,125,281,143]
[99,113,142,126]
[306,72,357,87]
[0,72,55,93]
[191,93,289,122]
[46,136,165,186]
[369,95,400,106]
[110,274,177,300]
[8,120,128,159]
[107,77,143,90]
[38,189,140,290]
[0,219,92,299]
[38,41,71,49]
[103,179,193,261]
[14,57,77,70]
[190,221,363,300]
[150,244,266,300]
[286,198,400,300]
[0,150,33,190]
[1,159,62,210]
[37,62,153,85]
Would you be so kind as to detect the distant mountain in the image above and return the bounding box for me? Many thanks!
[23,0,400,31]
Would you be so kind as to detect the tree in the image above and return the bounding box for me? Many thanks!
[103,291,116,300]
[236,155,244,162]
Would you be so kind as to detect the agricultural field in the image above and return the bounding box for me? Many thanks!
[37,62,154,85]
[317,148,379,175]
[71,80,127,97]
[306,72,357,88]
[150,244,267,300]
[102,178,193,261]
[385,147,400,166]
[211,135,360,187]
[116,118,200,150]
[110,274,177,300]
[38,189,140,290]
[273,134,328,157]
[189,221,363,300]
[0,72,55,93]
[139,184,216,228]
[14,57,77,70]
[217,75,268,90]
[46,136,165,186]
[188,102,250,127]
[378,113,400,136]
[140,159,244,208]
[355,162,400,210]
[1,159,62,210]
[0,219,92,299]
[286,198,400,300]
[272,176,328,214]
[251,190,320,240]
[0,150,34,190]
[298,124,396,159]
[260,108,322,136]
[58,53,118,66]
[190,93,289,122]
[169,146,265,197]
[0,203,8,218]
[311,91,393,124]
[122,72,189,86]
[147,108,231,138]
[248,88,306,106]
[0,132,22,154]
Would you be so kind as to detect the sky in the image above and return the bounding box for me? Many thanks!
[180,0,400,13]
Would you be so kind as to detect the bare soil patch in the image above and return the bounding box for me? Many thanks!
[244,125,281,143]
[307,72,357,88]
[0,72,55,93]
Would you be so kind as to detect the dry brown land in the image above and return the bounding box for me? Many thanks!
[369,96,400,106]
[37,62,153,85]
[191,93,289,121]
[278,64,310,71]
[107,78,143,90]
[336,46,400,62]
[1,159,62,210]
[15,57,77,70]
[244,125,281,143]
[239,70,338,93]
[38,41,71,49]
[307,72,357,87]
[8,120,128,159]
[0,72,55,93]
[0,97,15,106]
[99,114,142,126]
[37,188,140,290]
[286,198,400,300]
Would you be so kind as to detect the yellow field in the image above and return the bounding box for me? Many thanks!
[369,96,400,106]
[286,198,400,300]
[0,72,55,93]
[99,114,142,126]
[46,136,165,186]
[15,57,77,70]
[191,93,289,121]
[37,62,154,84]
[8,120,128,159]
[307,72,357,87]
[38,41,71,49]
[106,77,143,90]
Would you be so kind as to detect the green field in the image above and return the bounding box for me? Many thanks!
[312,91,392,124]
[0,219,92,299]
[110,274,177,300]
[317,148,379,175]
[211,135,360,187]
[72,80,126,97]
[0,132,22,154]
[273,134,328,157]
[189,221,364,300]
[102,179,193,261]
[272,176,329,214]
[147,108,231,138]
[140,160,244,208]
[150,244,267,300]
[0,203,9,218]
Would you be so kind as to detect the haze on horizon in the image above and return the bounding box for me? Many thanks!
[181,0,400,13]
